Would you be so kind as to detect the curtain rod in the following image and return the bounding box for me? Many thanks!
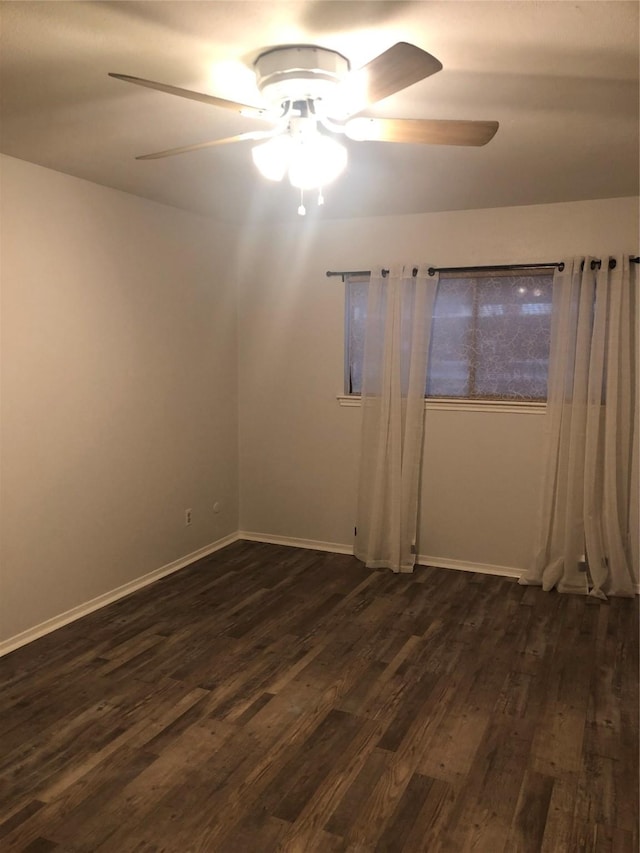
[326,256,640,281]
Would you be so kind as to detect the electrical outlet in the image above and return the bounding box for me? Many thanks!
[185,508,192,526]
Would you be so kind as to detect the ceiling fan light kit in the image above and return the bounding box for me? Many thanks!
[110,41,499,215]
[251,45,350,211]
[252,122,348,189]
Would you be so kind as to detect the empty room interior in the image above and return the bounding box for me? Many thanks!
[1,1,638,851]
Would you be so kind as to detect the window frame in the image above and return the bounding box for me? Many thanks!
[343,267,553,409]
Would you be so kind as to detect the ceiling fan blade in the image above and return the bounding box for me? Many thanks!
[344,117,499,146]
[109,73,270,120]
[135,130,277,160]
[337,43,442,115]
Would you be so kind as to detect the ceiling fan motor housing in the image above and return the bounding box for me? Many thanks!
[254,45,350,108]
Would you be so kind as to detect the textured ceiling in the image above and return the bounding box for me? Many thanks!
[1,1,638,223]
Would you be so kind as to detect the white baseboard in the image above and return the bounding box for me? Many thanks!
[416,554,523,579]
[3,531,635,657]
[237,532,524,579]
[237,531,354,556]
[0,532,240,658]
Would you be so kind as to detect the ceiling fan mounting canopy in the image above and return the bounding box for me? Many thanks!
[254,45,350,108]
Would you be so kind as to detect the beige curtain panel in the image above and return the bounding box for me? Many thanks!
[521,255,637,597]
[354,264,437,573]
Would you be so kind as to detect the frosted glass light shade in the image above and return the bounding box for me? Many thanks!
[251,136,292,182]
[288,134,347,189]
[252,130,347,189]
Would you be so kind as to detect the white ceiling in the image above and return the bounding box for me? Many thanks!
[1,1,638,223]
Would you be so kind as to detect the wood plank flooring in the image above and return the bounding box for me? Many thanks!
[0,540,638,852]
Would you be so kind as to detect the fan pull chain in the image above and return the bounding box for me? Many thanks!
[318,188,325,206]
[297,189,306,216]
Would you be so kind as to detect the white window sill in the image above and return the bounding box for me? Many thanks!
[336,395,547,414]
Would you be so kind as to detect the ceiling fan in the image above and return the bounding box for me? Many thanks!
[110,42,499,213]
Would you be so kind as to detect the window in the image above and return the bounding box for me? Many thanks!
[345,270,553,401]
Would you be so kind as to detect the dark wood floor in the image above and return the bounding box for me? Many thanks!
[0,541,638,852]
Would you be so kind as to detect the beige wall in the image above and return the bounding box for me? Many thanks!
[237,197,639,574]
[0,156,239,643]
